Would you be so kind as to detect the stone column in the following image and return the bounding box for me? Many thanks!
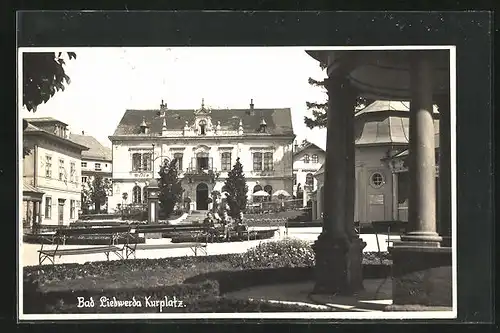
[389,52,451,308]
[436,95,452,247]
[401,54,442,245]
[312,75,360,295]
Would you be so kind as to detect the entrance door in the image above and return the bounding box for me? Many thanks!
[196,183,209,210]
[58,199,65,225]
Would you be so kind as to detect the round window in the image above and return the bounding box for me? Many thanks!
[370,172,385,188]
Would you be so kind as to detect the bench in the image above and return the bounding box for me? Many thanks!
[37,226,132,265]
[124,224,209,259]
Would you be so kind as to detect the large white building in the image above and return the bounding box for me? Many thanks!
[108,100,295,212]
[292,140,325,207]
[22,118,89,226]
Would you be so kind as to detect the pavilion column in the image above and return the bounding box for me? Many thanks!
[392,172,399,220]
[389,52,451,308]
[401,53,442,245]
[312,75,362,295]
[436,95,452,247]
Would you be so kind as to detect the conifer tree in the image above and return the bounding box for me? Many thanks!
[158,158,184,217]
[223,157,248,219]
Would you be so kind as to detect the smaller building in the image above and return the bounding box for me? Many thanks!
[292,140,325,207]
[312,100,440,226]
[23,117,89,226]
[69,132,113,213]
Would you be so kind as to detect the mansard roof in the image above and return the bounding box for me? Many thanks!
[69,134,112,161]
[354,100,439,146]
[111,108,294,137]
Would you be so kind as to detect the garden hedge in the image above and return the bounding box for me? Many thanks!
[23,234,146,245]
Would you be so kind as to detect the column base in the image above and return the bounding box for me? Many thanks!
[390,245,452,307]
[311,232,366,295]
[400,231,442,247]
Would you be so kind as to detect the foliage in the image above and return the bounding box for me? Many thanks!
[234,238,316,269]
[81,175,112,214]
[23,52,76,112]
[304,76,375,129]
[222,157,248,219]
[158,158,184,218]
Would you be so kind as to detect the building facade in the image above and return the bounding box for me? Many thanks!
[292,141,325,207]
[312,100,440,226]
[108,100,295,212]
[23,118,89,226]
[70,132,113,213]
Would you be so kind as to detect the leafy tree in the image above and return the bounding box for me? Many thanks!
[22,52,77,157]
[23,52,77,112]
[158,158,184,218]
[223,157,249,219]
[81,175,112,214]
[304,77,374,129]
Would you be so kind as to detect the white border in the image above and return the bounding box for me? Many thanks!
[18,45,457,321]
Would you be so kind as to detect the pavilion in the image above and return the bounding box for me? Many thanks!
[307,49,452,307]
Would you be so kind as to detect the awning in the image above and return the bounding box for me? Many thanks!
[23,181,44,202]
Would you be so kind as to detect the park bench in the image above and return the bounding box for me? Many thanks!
[124,224,209,259]
[37,225,132,265]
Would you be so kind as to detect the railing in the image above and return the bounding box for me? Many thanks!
[186,157,214,175]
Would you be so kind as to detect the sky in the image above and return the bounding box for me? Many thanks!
[20,47,328,149]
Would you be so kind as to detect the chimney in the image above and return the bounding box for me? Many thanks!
[160,99,167,111]
[294,141,299,152]
[250,99,254,110]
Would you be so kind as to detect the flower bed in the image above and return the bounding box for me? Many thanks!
[169,229,278,243]
[23,238,392,314]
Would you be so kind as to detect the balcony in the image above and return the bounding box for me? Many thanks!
[185,157,220,183]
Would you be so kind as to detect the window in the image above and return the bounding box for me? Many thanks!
[59,159,65,181]
[303,154,310,164]
[133,185,142,203]
[253,185,263,202]
[142,153,152,171]
[199,120,207,135]
[312,154,319,164]
[263,152,273,171]
[105,164,108,167]
[132,152,153,172]
[264,185,273,202]
[174,153,183,171]
[132,153,141,171]
[44,197,52,219]
[45,155,52,178]
[95,163,102,171]
[293,173,297,185]
[143,187,148,203]
[70,200,76,219]
[221,152,232,171]
[253,152,263,171]
[70,162,76,182]
[82,176,88,183]
[81,162,87,168]
[306,173,314,186]
[370,172,385,188]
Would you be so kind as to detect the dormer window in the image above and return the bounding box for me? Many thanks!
[199,120,207,135]
[139,118,149,134]
[259,118,267,133]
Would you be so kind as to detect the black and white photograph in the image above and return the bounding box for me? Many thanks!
[19,44,457,320]
[18,45,458,320]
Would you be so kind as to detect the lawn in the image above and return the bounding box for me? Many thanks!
[23,239,392,314]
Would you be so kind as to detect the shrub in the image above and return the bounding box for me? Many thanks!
[234,238,315,269]
[23,234,146,245]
